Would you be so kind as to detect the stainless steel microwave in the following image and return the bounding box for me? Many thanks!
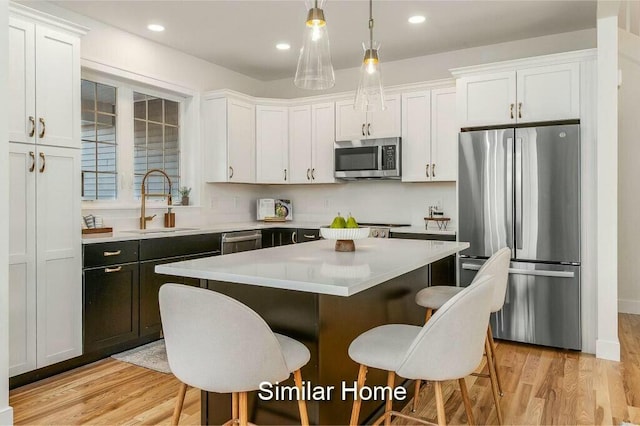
[334,138,401,180]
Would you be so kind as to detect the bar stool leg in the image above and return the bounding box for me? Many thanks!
[425,308,433,322]
[171,382,188,426]
[349,364,368,426]
[384,371,395,426]
[294,369,310,426]
[484,339,503,425]
[459,378,475,425]
[412,379,421,412]
[239,392,249,426]
[487,326,503,396]
[434,381,446,426]
[232,392,239,421]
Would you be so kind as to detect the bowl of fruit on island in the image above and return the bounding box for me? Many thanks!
[320,213,370,252]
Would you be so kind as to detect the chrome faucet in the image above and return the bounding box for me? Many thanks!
[140,169,173,229]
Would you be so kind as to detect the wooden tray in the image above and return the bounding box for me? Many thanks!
[263,217,287,222]
[82,227,113,235]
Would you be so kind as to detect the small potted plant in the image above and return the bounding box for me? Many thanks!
[179,186,191,206]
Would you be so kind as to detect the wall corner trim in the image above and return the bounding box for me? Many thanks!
[0,406,14,425]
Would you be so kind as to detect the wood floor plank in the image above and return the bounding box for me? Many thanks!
[9,314,640,426]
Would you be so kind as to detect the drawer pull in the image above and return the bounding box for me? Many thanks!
[303,234,316,239]
[103,250,122,257]
[104,266,122,273]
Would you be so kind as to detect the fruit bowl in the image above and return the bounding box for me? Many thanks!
[320,227,370,241]
[320,227,370,252]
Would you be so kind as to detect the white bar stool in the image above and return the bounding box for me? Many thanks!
[159,284,311,426]
[414,247,511,424]
[347,274,495,426]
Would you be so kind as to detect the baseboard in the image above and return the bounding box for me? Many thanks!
[596,338,621,361]
[0,405,14,425]
[618,298,640,314]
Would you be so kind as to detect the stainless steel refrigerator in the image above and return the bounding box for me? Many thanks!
[458,124,581,350]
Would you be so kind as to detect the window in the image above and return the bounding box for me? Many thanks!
[81,80,117,200]
[133,92,180,200]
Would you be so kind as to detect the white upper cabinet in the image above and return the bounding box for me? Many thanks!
[203,96,256,183]
[288,103,335,184]
[310,102,335,183]
[9,15,81,148]
[457,62,580,127]
[256,105,289,184]
[430,88,457,182]
[516,63,580,123]
[335,94,401,141]
[402,88,457,183]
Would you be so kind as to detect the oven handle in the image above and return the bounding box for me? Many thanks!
[221,232,262,244]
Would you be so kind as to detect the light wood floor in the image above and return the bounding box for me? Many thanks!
[10,314,640,425]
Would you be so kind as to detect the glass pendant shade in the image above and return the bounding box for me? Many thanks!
[294,0,335,90]
[354,41,386,111]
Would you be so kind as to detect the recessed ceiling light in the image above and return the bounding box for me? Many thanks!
[408,15,426,24]
[276,43,291,50]
[147,24,165,32]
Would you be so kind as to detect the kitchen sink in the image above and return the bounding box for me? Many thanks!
[122,227,199,234]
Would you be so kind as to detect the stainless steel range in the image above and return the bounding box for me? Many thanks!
[360,223,410,238]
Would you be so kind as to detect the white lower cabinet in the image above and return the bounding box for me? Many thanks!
[402,88,457,182]
[9,142,82,376]
[288,103,335,184]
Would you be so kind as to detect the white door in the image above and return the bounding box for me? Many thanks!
[35,146,82,367]
[430,88,457,182]
[35,25,80,149]
[516,63,580,123]
[311,102,335,184]
[288,105,313,184]
[8,143,37,376]
[457,71,516,127]
[367,94,401,138]
[335,100,367,141]
[401,91,431,182]
[227,98,255,183]
[8,18,35,144]
[256,105,289,183]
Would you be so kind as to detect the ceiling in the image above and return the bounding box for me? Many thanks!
[50,0,596,81]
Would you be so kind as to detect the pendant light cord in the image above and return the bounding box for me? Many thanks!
[368,0,374,49]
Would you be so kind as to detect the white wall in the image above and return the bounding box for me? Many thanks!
[1,0,14,423]
[618,29,640,315]
[17,1,264,95]
[257,29,596,98]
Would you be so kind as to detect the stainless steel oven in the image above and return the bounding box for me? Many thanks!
[334,137,401,179]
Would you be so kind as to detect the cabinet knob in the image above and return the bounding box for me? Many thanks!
[38,117,46,138]
[28,116,35,137]
[38,152,46,173]
[29,151,35,172]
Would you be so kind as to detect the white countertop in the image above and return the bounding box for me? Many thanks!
[82,222,455,244]
[155,238,469,297]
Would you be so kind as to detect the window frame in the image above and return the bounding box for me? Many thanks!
[80,68,197,209]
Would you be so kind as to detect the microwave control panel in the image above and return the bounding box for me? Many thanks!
[382,145,396,170]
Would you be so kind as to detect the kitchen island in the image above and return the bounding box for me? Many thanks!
[156,238,469,425]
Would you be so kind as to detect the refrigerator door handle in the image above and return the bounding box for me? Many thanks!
[506,136,514,258]
[515,137,523,251]
[461,263,575,278]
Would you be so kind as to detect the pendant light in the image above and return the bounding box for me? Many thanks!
[354,0,385,111]
[294,0,335,90]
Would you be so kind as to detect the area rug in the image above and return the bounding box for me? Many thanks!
[111,339,172,374]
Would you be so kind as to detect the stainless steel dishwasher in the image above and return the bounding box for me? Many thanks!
[221,230,262,255]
